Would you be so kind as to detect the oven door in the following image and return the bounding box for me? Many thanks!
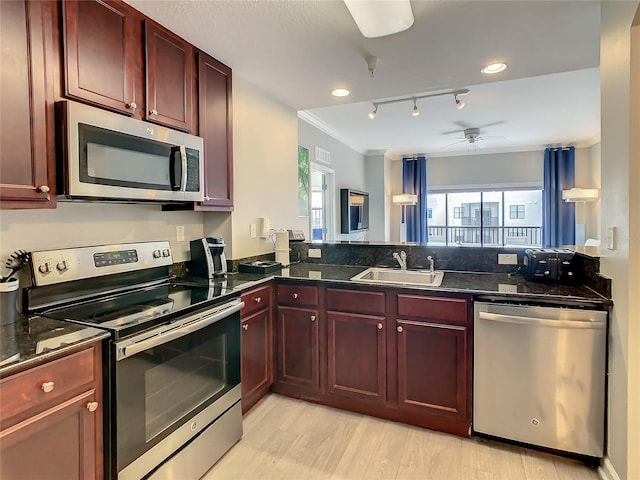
[113,299,242,479]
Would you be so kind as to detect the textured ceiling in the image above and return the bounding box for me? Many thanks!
[127,0,601,157]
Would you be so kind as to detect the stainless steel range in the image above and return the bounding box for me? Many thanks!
[25,241,243,480]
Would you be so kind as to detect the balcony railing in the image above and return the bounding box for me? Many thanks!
[427,226,542,246]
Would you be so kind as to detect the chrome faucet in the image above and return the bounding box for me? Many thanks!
[393,251,407,270]
[426,255,435,274]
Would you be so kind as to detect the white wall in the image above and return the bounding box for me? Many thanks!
[427,151,544,190]
[600,2,639,479]
[214,76,299,260]
[0,203,204,274]
[365,153,388,242]
[298,118,367,241]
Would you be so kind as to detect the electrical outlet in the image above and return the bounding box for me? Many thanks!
[498,283,518,293]
[308,248,322,258]
[250,223,257,238]
[498,254,517,265]
[176,225,185,242]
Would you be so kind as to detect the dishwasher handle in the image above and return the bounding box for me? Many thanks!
[478,311,606,330]
[116,300,244,361]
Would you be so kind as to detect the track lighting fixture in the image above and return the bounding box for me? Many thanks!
[366,88,469,119]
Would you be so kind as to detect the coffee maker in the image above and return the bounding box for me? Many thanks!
[189,238,227,278]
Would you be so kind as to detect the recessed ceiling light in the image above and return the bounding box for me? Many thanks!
[481,62,507,75]
[331,88,350,97]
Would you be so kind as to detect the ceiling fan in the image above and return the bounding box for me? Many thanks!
[444,127,506,148]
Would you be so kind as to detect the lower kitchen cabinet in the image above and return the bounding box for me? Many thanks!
[0,342,103,479]
[275,305,320,393]
[396,319,467,419]
[240,284,273,413]
[327,311,386,404]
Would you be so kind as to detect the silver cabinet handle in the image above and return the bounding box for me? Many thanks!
[204,196,211,201]
[126,102,137,109]
[149,109,158,116]
[41,381,54,393]
[242,324,249,331]
[86,402,98,412]
[377,323,383,330]
[38,185,50,193]
[293,293,299,299]
[310,315,316,322]
[397,326,404,333]
[255,297,262,303]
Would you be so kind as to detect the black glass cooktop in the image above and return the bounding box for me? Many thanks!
[41,281,238,338]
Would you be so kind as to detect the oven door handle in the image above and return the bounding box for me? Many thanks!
[116,300,244,361]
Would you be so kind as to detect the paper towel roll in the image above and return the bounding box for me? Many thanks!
[275,230,289,250]
[275,231,290,266]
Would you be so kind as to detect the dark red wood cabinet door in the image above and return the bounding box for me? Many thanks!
[396,320,468,420]
[63,0,138,115]
[327,311,386,404]
[241,309,272,411]
[0,0,54,208]
[145,20,193,132]
[0,390,101,480]
[276,306,320,391]
[197,52,233,210]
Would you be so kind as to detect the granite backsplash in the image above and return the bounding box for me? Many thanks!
[222,242,610,300]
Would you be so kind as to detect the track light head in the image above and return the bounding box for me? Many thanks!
[368,104,378,119]
[454,94,465,110]
[411,99,420,116]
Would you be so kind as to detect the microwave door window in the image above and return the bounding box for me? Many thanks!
[85,143,172,190]
[79,123,175,191]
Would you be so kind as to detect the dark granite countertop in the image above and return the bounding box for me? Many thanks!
[221,263,609,308]
[0,315,110,377]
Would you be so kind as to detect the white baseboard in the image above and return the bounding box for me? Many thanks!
[599,456,621,480]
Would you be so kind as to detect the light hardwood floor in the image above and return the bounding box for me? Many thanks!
[203,394,600,480]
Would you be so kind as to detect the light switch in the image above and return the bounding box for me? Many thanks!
[607,227,616,250]
[250,223,257,238]
[176,226,185,242]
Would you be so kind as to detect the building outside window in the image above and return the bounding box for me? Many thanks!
[510,204,525,219]
[427,190,542,246]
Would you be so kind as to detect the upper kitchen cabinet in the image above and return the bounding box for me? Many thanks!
[145,21,194,133]
[62,0,140,116]
[0,0,56,208]
[197,52,234,210]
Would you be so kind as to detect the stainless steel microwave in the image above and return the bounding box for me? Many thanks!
[56,100,204,203]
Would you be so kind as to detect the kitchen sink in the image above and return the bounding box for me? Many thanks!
[350,267,444,287]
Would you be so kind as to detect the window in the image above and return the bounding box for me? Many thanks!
[510,204,525,219]
[427,189,542,247]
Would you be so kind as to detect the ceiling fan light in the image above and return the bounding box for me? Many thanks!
[481,62,508,75]
[344,0,414,38]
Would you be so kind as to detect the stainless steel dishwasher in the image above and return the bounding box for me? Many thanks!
[473,302,607,457]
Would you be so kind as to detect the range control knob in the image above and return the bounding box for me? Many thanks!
[162,249,170,257]
[56,260,69,272]
[153,250,161,259]
[38,262,51,274]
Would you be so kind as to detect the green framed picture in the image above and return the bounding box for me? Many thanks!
[298,145,309,216]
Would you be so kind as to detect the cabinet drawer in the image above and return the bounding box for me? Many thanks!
[276,284,318,307]
[397,294,469,325]
[326,288,385,316]
[0,347,97,422]
[241,284,272,317]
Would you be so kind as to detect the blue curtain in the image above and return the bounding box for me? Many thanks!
[402,156,428,243]
[543,147,575,247]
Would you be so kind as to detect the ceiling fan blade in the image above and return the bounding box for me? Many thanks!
[441,121,473,135]
[476,121,506,130]
[443,139,468,148]
[477,135,506,140]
